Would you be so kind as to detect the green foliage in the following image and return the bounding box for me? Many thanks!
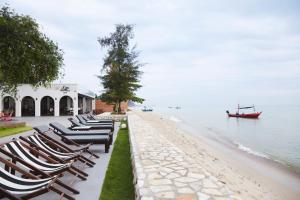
[98,24,144,113]
[100,123,135,200]
[0,126,32,138]
[0,6,64,94]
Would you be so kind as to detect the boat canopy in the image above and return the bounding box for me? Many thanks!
[239,106,254,109]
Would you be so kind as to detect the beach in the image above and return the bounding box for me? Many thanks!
[129,111,300,200]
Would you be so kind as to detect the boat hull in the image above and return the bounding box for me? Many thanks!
[227,112,262,119]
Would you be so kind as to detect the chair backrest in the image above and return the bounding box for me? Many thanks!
[3,140,67,172]
[0,166,52,195]
[68,118,82,127]
[33,125,51,134]
[81,115,90,122]
[76,115,87,124]
[49,122,72,135]
[87,114,95,120]
[28,135,75,159]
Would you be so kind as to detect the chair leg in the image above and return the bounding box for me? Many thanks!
[70,166,88,177]
[78,156,95,166]
[105,143,109,153]
[50,186,75,200]
[55,179,80,194]
[68,168,87,181]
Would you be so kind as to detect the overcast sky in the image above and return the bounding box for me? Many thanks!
[3,0,300,106]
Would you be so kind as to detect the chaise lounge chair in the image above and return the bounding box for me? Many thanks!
[0,159,75,200]
[19,133,95,168]
[47,123,111,153]
[50,122,113,145]
[1,139,88,182]
[33,125,100,159]
[69,117,114,131]
[84,114,114,123]
[78,115,113,124]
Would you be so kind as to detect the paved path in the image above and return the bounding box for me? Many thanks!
[129,113,235,200]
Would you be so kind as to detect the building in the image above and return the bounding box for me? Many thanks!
[95,100,128,114]
[0,84,95,117]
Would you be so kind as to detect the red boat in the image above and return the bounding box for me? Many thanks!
[226,105,262,119]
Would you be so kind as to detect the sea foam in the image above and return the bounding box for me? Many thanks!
[235,142,269,159]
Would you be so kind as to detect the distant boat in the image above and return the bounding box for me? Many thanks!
[142,106,153,112]
[226,104,262,119]
[175,106,181,109]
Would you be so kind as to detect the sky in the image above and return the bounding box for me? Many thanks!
[2,0,300,107]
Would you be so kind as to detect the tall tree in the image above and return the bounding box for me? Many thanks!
[0,6,64,94]
[98,24,144,113]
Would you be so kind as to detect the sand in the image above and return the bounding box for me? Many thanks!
[133,111,300,200]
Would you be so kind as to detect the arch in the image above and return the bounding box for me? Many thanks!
[21,96,35,116]
[40,96,54,116]
[2,96,16,116]
[59,96,73,116]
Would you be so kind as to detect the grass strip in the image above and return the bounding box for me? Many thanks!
[0,126,32,138]
[100,124,135,200]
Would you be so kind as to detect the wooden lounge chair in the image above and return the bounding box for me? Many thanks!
[69,117,114,132]
[33,125,100,159]
[76,115,114,131]
[19,134,95,168]
[84,114,114,123]
[77,115,113,124]
[0,151,78,199]
[1,140,88,181]
[49,122,113,146]
[47,123,111,153]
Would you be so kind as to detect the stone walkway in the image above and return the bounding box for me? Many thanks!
[128,113,235,200]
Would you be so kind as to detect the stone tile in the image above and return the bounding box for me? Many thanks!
[174,177,199,183]
[176,194,198,200]
[178,187,194,193]
[150,185,173,193]
[149,179,172,185]
[202,188,223,196]
[155,191,176,199]
[197,192,211,200]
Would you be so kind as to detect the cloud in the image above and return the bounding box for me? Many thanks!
[3,0,300,105]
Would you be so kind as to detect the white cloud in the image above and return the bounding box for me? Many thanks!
[3,0,300,105]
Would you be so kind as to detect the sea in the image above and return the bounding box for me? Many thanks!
[150,104,300,173]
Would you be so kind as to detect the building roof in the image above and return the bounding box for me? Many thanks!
[78,86,96,99]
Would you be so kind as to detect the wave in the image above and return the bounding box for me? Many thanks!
[169,116,182,122]
[234,142,269,159]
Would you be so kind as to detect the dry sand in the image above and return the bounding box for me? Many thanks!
[134,111,300,200]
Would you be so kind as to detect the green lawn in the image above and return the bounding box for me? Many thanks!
[0,126,32,138]
[100,124,135,200]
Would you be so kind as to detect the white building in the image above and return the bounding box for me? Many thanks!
[0,84,95,117]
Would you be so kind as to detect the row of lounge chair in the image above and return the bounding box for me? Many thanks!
[0,115,115,200]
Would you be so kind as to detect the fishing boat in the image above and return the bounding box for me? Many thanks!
[226,105,262,119]
[142,106,153,112]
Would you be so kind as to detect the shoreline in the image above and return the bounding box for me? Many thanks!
[179,120,300,176]
[134,111,300,200]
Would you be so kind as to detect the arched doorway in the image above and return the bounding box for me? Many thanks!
[21,96,35,116]
[2,96,15,116]
[40,96,54,116]
[59,96,73,116]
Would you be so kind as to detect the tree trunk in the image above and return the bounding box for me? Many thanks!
[118,100,121,114]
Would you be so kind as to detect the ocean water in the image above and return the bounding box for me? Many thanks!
[153,105,300,173]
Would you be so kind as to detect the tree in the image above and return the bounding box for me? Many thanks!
[98,24,144,113]
[0,6,64,94]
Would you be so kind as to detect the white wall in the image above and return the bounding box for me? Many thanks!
[0,84,79,117]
